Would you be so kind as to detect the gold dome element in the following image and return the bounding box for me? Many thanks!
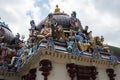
[54,5,60,13]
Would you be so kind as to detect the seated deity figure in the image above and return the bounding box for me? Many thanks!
[55,25,68,41]
[54,5,60,13]
[37,24,52,39]
[70,11,83,31]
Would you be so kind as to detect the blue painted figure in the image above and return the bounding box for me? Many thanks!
[47,37,54,50]
[110,55,118,62]
[93,46,101,58]
[67,30,75,53]
[75,29,83,42]
[72,39,82,55]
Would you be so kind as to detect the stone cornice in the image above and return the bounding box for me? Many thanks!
[18,48,119,76]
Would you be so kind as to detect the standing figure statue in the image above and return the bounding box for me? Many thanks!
[70,11,83,31]
[45,13,57,38]
[30,20,36,29]
[67,30,75,52]
[47,37,54,50]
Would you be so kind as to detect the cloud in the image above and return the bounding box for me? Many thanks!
[0,0,42,40]
[92,0,120,18]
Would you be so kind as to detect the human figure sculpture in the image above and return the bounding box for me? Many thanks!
[30,20,36,29]
[88,31,92,42]
[70,11,83,31]
[75,29,84,42]
[67,30,75,52]
[92,46,101,59]
[29,20,36,37]
[100,36,104,46]
[55,25,67,41]
[47,37,54,50]
[37,24,52,39]
[82,26,89,36]
[46,13,57,38]
[54,5,60,13]
[8,49,22,67]
[72,39,82,55]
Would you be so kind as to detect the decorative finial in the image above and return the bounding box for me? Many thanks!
[54,5,60,13]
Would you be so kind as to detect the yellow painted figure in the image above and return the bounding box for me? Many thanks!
[55,25,68,41]
[37,25,52,39]
[54,5,60,13]
[78,42,90,52]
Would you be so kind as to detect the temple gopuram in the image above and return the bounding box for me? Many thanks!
[0,5,120,80]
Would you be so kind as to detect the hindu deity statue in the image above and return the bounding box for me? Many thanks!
[67,30,75,52]
[70,11,83,31]
[54,5,60,13]
[36,24,52,39]
[47,37,54,50]
[29,20,36,37]
[75,29,84,42]
[72,39,82,55]
[45,13,57,38]
[55,25,67,41]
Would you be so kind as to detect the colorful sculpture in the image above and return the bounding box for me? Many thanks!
[70,11,83,31]
[67,30,75,52]
[72,39,82,55]
[0,5,119,73]
[54,5,60,13]
[55,25,68,41]
[47,37,54,50]
[37,24,52,39]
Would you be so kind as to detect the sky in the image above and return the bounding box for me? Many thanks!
[0,0,120,47]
